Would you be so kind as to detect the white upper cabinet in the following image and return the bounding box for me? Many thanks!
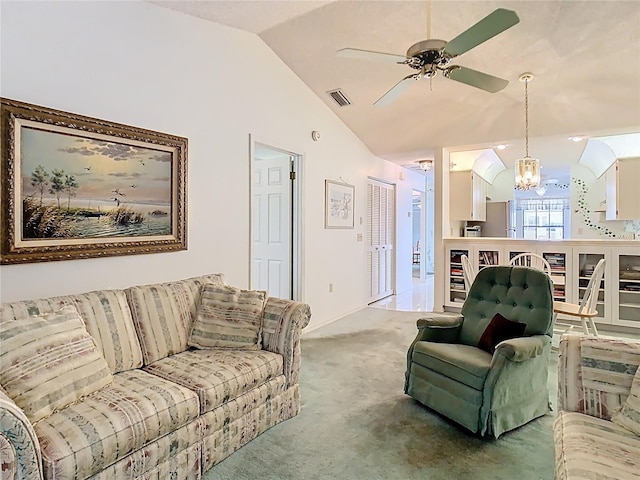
[450,171,488,221]
[605,157,640,220]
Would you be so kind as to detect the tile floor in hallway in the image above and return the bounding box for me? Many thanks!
[370,275,434,312]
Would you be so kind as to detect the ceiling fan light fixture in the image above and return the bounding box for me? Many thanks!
[514,72,541,191]
[418,159,433,171]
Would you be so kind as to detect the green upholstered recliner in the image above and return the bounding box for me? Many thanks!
[404,265,554,438]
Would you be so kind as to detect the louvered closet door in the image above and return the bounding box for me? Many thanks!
[367,179,395,303]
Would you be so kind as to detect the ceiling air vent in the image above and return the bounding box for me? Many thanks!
[327,89,351,107]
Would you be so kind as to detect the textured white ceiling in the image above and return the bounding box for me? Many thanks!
[151,0,640,170]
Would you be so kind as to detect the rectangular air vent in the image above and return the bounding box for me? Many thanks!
[327,89,351,107]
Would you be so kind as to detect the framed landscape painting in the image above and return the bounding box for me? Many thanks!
[325,179,355,229]
[0,98,188,264]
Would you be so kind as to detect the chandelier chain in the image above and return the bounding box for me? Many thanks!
[524,78,529,158]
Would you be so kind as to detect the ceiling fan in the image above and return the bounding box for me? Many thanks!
[337,7,520,106]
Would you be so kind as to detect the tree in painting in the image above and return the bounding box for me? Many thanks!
[49,169,64,208]
[64,174,78,209]
[30,164,49,206]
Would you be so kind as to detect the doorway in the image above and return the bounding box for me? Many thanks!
[367,178,396,303]
[250,142,302,300]
[411,189,425,279]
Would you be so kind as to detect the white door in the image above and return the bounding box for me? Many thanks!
[367,178,395,303]
[251,152,292,299]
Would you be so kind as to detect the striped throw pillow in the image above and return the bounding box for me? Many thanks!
[125,283,192,364]
[188,284,267,350]
[0,305,113,423]
[611,365,640,436]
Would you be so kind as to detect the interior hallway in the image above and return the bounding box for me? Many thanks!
[370,274,434,312]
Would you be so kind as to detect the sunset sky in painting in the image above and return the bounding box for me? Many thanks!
[20,127,173,206]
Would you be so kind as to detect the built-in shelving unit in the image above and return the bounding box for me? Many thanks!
[442,239,639,333]
[478,250,500,271]
[449,248,469,305]
[543,252,567,302]
[616,251,640,328]
[577,253,606,319]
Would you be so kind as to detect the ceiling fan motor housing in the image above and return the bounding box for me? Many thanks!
[406,39,452,72]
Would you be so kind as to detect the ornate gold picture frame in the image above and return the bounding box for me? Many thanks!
[1,98,188,264]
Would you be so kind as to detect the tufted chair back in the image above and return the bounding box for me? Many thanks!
[459,266,554,347]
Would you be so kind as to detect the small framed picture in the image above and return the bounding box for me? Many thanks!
[325,180,355,229]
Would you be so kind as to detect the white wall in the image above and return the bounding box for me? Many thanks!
[0,1,423,330]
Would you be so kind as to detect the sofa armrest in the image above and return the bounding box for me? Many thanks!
[493,335,550,362]
[0,388,43,480]
[558,333,640,419]
[414,314,463,343]
[261,298,312,388]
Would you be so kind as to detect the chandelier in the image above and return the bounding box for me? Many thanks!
[514,73,540,191]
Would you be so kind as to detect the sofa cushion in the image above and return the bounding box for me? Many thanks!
[0,305,113,424]
[188,284,267,350]
[411,341,492,391]
[1,291,143,375]
[144,349,283,414]
[611,365,640,435]
[34,369,200,480]
[171,273,226,319]
[554,411,640,480]
[1,296,74,322]
[125,283,192,364]
[72,289,143,373]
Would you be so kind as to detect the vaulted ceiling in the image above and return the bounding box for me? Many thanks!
[152,1,640,174]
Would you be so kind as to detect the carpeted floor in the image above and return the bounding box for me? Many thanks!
[205,308,557,480]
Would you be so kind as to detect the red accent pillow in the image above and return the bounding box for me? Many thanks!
[478,313,527,354]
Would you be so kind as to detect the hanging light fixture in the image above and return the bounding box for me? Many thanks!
[535,184,547,196]
[514,72,541,191]
[418,159,433,171]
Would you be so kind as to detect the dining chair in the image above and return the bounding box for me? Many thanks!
[461,254,476,293]
[554,258,606,336]
[509,252,551,275]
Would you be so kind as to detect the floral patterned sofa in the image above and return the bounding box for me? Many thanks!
[554,333,640,480]
[0,274,311,480]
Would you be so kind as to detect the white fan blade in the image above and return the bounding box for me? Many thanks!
[374,74,419,107]
[337,48,408,64]
[444,8,520,58]
[445,66,508,93]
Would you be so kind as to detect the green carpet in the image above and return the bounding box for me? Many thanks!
[205,308,556,480]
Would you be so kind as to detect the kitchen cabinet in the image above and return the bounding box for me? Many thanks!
[449,171,488,221]
[613,248,640,329]
[605,157,640,220]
